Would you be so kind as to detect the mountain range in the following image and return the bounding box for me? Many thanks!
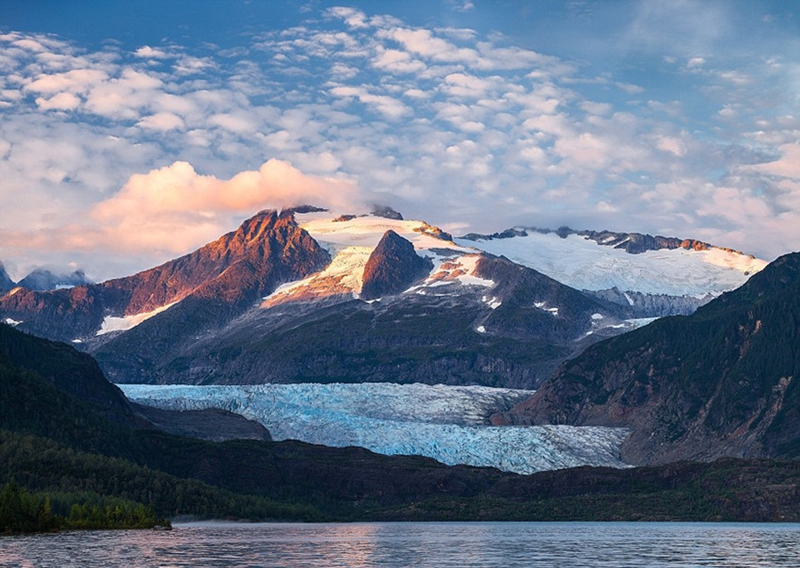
[0,207,762,389]
[2,206,800,522]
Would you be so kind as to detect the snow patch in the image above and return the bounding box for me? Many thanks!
[298,211,468,254]
[121,383,631,474]
[263,245,372,303]
[96,302,177,336]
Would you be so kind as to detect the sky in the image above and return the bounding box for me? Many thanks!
[1,0,799,281]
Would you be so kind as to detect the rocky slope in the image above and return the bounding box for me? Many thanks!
[361,230,433,300]
[498,251,800,465]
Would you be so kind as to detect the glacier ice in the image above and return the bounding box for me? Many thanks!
[121,382,631,474]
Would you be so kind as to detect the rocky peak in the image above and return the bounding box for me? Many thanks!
[361,230,432,300]
[371,205,404,220]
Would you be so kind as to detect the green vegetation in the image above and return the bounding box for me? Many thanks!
[0,478,167,534]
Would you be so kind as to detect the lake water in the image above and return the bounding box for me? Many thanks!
[2,522,800,567]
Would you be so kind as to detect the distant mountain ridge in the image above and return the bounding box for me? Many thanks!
[0,264,92,293]
[17,268,93,291]
[461,225,754,257]
[498,251,800,465]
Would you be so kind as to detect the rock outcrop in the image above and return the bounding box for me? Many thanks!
[361,230,433,300]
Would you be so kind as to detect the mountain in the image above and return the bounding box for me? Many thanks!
[497,252,800,465]
[6,320,800,523]
[0,262,13,293]
[460,226,766,317]
[0,208,762,388]
[102,211,655,387]
[17,268,93,291]
[0,209,330,342]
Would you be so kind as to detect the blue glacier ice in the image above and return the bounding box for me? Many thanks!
[120,382,631,474]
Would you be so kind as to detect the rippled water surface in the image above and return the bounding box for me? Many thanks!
[2,522,800,567]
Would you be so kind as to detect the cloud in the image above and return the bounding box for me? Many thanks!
[134,46,171,59]
[35,91,81,111]
[743,144,800,178]
[329,85,410,119]
[2,4,800,279]
[85,160,362,252]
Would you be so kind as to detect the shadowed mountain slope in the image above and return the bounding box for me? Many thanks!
[499,252,800,465]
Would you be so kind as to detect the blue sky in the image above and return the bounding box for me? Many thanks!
[1,0,799,280]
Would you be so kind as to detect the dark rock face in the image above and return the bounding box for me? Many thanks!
[501,252,800,465]
[371,205,403,220]
[361,230,432,300]
[17,268,92,291]
[0,263,14,292]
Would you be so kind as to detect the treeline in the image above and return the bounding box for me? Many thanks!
[0,478,167,534]
[0,430,323,524]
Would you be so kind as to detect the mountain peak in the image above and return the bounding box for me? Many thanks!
[361,230,433,300]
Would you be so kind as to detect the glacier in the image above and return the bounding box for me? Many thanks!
[121,382,631,474]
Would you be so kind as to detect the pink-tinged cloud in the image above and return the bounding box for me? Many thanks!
[745,144,800,178]
[84,159,364,254]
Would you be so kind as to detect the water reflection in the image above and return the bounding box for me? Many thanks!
[2,522,800,567]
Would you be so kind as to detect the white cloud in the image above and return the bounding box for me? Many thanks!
[329,85,410,119]
[743,144,800,178]
[35,91,81,111]
[135,46,171,59]
[137,112,185,131]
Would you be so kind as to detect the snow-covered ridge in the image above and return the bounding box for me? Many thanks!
[264,211,490,304]
[457,230,767,298]
[121,382,631,474]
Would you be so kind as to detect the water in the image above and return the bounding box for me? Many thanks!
[2,522,800,567]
